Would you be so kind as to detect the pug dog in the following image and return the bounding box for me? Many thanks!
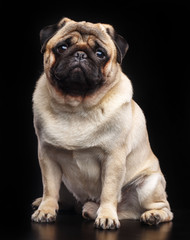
[31,17,173,229]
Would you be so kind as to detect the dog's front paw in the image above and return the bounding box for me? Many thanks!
[94,205,120,230]
[32,209,57,223]
[95,216,120,230]
[31,199,58,223]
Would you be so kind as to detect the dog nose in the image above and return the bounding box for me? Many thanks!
[74,51,87,61]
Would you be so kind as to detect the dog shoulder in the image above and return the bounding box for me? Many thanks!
[33,73,50,112]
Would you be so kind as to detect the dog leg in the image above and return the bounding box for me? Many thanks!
[31,152,62,223]
[137,173,173,225]
[95,150,126,229]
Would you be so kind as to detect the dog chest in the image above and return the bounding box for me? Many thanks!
[35,102,125,151]
[58,147,104,203]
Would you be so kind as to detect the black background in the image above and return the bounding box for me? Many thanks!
[2,0,190,238]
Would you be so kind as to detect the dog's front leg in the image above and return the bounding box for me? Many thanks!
[31,149,62,223]
[95,150,126,229]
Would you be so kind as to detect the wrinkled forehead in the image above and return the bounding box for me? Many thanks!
[48,20,114,47]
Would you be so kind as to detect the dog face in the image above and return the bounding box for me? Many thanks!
[40,18,129,98]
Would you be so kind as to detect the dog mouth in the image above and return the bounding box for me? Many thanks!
[50,64,103,96]
[69,66,86,82]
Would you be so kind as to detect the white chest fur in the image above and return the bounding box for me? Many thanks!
[45,144,104,203]
[62,148,104,202]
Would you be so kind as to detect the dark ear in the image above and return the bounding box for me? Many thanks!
[40,24,59,53]
[106,28,129,63]
[114,33,129,63]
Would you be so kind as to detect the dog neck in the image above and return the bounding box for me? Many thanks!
[43,69,133,113]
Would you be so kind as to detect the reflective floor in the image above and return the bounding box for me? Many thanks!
[3,209,189,240]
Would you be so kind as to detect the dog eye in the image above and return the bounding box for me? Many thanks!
[96,49,105,59]
[57,44,68,53]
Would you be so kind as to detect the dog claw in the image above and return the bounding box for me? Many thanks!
[95,217,120,230]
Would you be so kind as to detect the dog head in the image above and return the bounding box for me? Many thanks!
[40,18,128,105]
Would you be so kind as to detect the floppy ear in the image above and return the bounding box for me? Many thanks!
[40,24,59,53]
[40,17,69,53]
[114,33,129,64]
[106,27,129,63]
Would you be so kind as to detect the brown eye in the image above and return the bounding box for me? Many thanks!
[96,49,105,59]
[57,44,68,53]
